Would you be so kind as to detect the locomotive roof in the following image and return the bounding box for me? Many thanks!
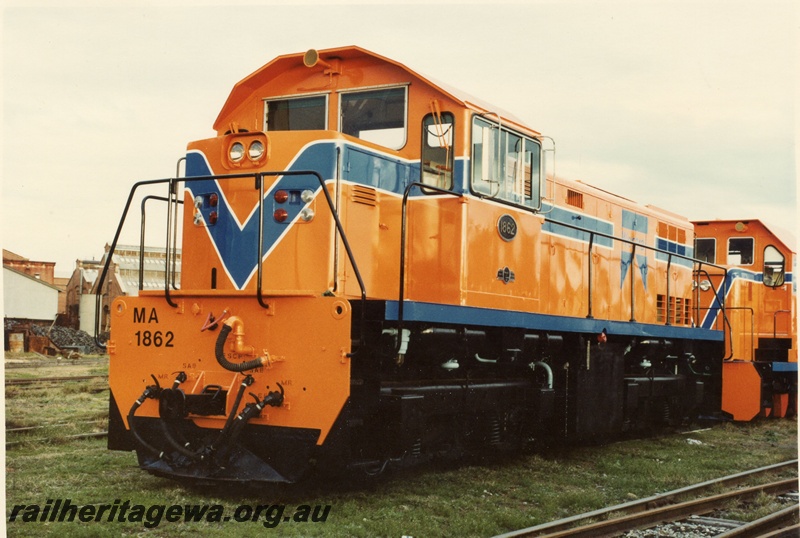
[693,218,796,252]
[214,45,537,135]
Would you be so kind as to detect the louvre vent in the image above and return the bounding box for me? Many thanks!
[566,189,584,209]
[352,185,377,206]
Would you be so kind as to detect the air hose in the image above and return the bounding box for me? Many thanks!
[216,384,284,459]
[207,375,254,451]
[128,376,166,460]
[215,317,267,372]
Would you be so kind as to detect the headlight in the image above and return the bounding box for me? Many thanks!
[248,140,265,160]
[301,189,315,203]
[699,280,711,292]
[229,142,245,162]
[299,207,315,222]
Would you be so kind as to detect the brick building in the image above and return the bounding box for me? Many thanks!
[65,244,181,334]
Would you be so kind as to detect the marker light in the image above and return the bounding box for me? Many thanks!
[273,208,288,222]
[208,211,218,225]
[209,193,218,207]
[248,140,265,160]
[229,142,245,162]
[274,190,289,203]
[301,189,315,203]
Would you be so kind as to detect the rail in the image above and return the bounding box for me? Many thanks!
[390,193,731,353]
[394,182,463,353]
[535,479,797,538]
[773,310,792,339]
[546,216,730,332]
[138,195,183,293]
[95,170,366,348]
[694,266,735,358]
[724,306,755,361]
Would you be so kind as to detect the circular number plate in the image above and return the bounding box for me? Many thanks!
[497,214,517,242]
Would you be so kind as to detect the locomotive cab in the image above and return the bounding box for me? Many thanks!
[693,219,797,420]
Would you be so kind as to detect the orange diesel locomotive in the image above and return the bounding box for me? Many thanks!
[693,219,796,421]
[102,47,794,484]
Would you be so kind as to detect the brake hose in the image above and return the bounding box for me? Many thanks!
[215,320,267,372]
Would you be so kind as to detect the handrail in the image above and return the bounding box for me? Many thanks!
[395,182,463,353]
[253,170,367,349]
[693,266,734,358]
[163,178,179,308]
[95,170,365,349]
[542,216,730,337]
[665,253,672,326]
[586,233,595,319]
[773,310,792,338]
[138,195,183,291]
[170,158,185,295]
[629,243,637,322]
[722,306,755,361]
[95,176,179,348]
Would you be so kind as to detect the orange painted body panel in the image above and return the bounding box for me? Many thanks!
[108,294,351,444]
[721,361,762,421]
[404,196,465,305]
[461,200,541,310]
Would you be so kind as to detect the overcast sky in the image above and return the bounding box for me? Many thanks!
[2,1,797,277]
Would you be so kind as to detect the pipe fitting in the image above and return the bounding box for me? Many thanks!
[215,317,267,372]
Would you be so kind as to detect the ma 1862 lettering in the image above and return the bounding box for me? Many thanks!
[134,330,174,348]
[132,308,174,347]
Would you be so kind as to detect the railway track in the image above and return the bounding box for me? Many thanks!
[495,460,799,538]
[6,431,108,449]
[6,418,109,448]
[6,373,110,448]
[5,375,107,386]
[5,358,107,369]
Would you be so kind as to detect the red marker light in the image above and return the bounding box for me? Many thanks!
[209,193,218,207]
[273,208,288,222]
[597,330,607,343]
[274,190,289,204]
[208,211,218,225]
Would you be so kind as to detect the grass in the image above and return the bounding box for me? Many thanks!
[4,354,798,537]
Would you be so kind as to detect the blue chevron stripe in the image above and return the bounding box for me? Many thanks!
[184,143,337,289]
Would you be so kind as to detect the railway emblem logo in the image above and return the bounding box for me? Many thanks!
[497,266,515,284]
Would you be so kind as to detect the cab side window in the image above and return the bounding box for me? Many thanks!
[340,87,407,149]
[763,245,786,287]
[421,112,454,189]
[471,117,541,209]
[695,238,716,263]
[264,95,327,131]
[727,237,754,265]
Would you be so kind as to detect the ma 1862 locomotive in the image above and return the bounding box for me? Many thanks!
[101,47,796,484]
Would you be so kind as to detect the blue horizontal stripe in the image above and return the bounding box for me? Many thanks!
[771,362,798,372]
[386,300,724,342]
[542,205,614,248]
[655,238,694,268]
